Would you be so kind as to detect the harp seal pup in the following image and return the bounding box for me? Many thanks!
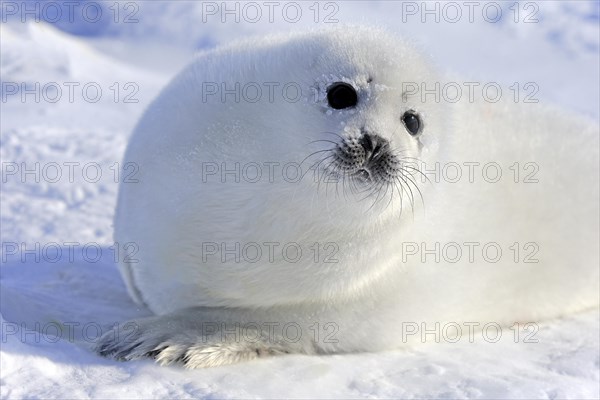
[96,26,599,368]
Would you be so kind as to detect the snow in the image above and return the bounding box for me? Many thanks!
[1,1,599,398]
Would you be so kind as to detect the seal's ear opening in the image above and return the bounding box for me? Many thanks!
[327,82,358,109]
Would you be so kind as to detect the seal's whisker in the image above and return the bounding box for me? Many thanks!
[315,160,330,196]
[334,168,342,200]
[400,168,425,210]
[321,131,346,142]
[348,174,367,197]
[355,179,382,203]
[321,158,340,199]
[399,168,420,190]
[341,172,354,203]
[365,180,388,213]
[400,162,431,185]
[398,156,427,166]
[376,181,391,210]
[300,148,335,171]
[311,154,336,195]
[395,173,415,213]
[397,175,416,220]
[392,178,405,218]
[344,175,365,200]
[307,139,340,147]
[311,153,335,174]
[339,172,356,201]
[395,175,415,220]
[388,146,412,156]
[384,179,395,212]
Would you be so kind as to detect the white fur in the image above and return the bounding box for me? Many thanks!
[97,26,600,367]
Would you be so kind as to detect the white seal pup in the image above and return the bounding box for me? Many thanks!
[96,26,599,368]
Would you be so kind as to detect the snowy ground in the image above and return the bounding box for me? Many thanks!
[1,1,599,398]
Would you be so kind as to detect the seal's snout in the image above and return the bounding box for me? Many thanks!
[359,133,389,162]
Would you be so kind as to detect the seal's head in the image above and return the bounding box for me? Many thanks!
[297,30,445,218]
[160,26,446,219]
[120,26,450,309]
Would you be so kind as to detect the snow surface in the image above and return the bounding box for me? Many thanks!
[1,1,599,398]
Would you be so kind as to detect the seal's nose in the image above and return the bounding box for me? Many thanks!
[359,133,389,162]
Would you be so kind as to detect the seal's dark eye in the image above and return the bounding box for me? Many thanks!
[327,83,358,109]
[402,111,421,136]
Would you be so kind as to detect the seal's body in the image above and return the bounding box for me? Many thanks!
[98,27,599,368]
